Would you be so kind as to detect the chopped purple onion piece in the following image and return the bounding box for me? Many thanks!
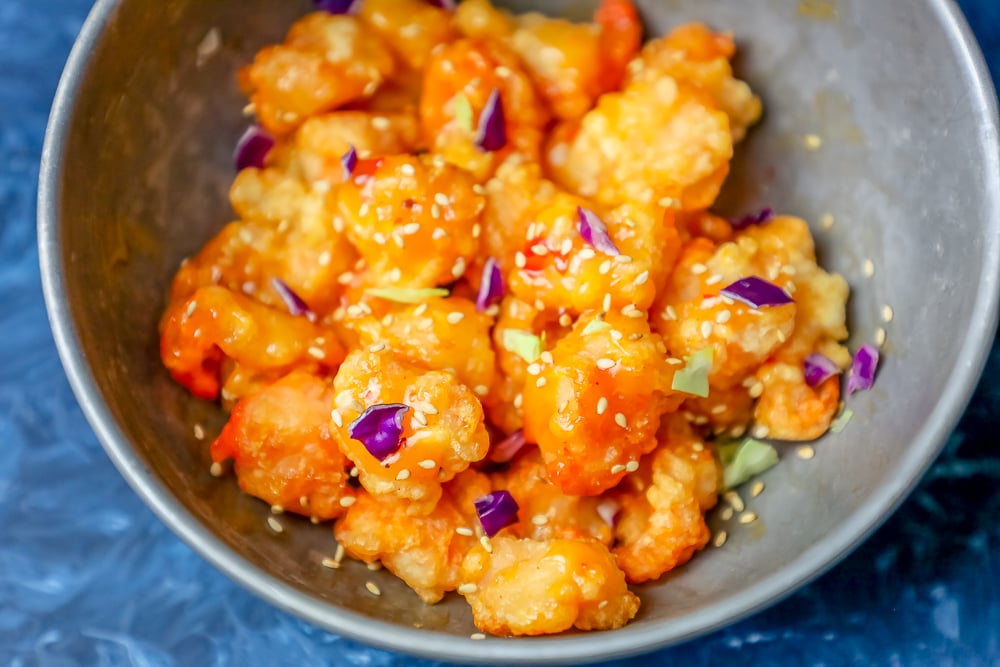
[475,257,504,312]
[596,499,620,528]
[427,0,456,8]
[270,277,316,321]
[803,353,840,388]
[347,403,410,461]
[490,429,527,463]
[234,125,274,171]
[340,144,358,182]
[313,0,360,14]
[846,344,879,395]
[720,276,793,309]
[475,88,507,152]
[730,208,774,230]
[473,490,520,537]
[577,206,621,256]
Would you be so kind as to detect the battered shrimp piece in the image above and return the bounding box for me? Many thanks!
[330,350,490,511]
[210,371,352,520]
[420,38,549,181]
[507,195,680,315]
[521,311,682,496]
[612,415,713,583]
[228,167,308,224]
[291,112,419,183]
[346,296,496,396]
[753,360,840,441]
[160,286,345,400]
[173,172,355,315]
[493,448,613,545]
[626,23,762,142]
[651,237,796,391]
[357,0,456,71]
[336,154,484,288]
[334,470,490,603]
[682,384,755,436]
[481,156,558,276]
[545,75,732,211]
[460,535,639,635]
[240,14,396,135]
[455,0,641,120]
[677,209,735,245]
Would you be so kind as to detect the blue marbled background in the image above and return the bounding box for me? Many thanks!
[2,1,998,665]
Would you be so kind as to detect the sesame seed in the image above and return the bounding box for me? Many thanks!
[472,223,481,238]
[300,496,309,507]
[310,516,320,524]
[424,404,439,415]
[434,192,450,207]
[711,404,727,415]
[615,255,633,264]
[625,460,639,473]
[472,183,487,195]
[820,213,835,229]
[634,270,650,286]
[458,583,478,594]
[623,304,644,318]
[598,600,609,609]
[596,397,609,415]
[368,342,387,353]
[396,469,411,481]
[526,363,541,375]
[610,464,627,474]
[514,252,527,268]
[321,557,340,569]
[713,530,728,547]
[596,358,616,370]
[535,377,547,388]
[185,301,197,318]
[531,514,549,526]
[716,310,732,324]
[393,233,405,248]
[599,260,612,275]
[882,304,894,322]
[706,274,723,286]
[513,393,523,408]
[479,536,493,553]
[412,303,428,317]
[431,204,442,219]
[474,384,489,396]
[663,305,677,321]
[534,299,546,311]
[400,163,416,176]
[531,243,548,256]
[560,238,573,255]
[359,202,370,217]
[350,467,359,478]
[413,410,428,427]
[875,327,887,346]
[470,633,486,641]
[444,311,466,325]
[666,357,683,365]
[267,517,284,533]
[417,459,436,470]
[365,581,381,596]
[720,506,734,521]
[738,511,758,524]
[723,490,745,512]
[335,544,345,562]
[863,259,875,277]
[193,424,205,440]
[701,321,713,339]
[776,329,787,342]
[578,248,596,260]
[456,526,474,536]
[210,462,223,477]
[610,329,623,341]
[401,222,421,235]
[797,445,816,460]
[351,399,365,412]
[540,351,554,364]
[804,134,823,150]
[339,496,356,507]
[452,257,466,278]
[271,504,284,514]
[749,382,764,398]
[691,263,708,275]
[614,412,628,429]
[750,481,765,497]
[371,116,390,130]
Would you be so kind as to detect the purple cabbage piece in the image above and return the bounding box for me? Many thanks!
[730,208,774,230]
[577,206,620,256]
[270,278,316,321]
[473,490,520,537]
[490,429,526,463]
[803,353,840,387]
[340,144,358,182]
[314,0,360,14]
[234,126,274,171]
[846,344,880,395]
[475,257,504,312]
[347,403,410,460]
[475,88,507,152]
[720,276,793,309]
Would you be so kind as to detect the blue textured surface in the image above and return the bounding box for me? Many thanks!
[3,1,999,665]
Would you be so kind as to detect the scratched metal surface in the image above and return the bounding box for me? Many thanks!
[3,0,999,665]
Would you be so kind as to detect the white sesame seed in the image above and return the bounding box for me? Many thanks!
[602,293,613,312]
[723,490,745,512]
[596,358,616,370]
[750,481,765,497]
[797,445,816,460]
[472,223,481,238]
[623,304,644,318]
[666,357,683,365]
[210,462,223,477]
[431,204,442,219]
[753,424,770,439]
[559,313,573,328]
[691,263,708,275]
[470,633,486,641]
[339,496,357,508]
[424,404,439,415]
[300,496,309,507]
[599,260,612,275]
[738,511,758,524]
[596,397,609,415]
[456,526,474,536]
[513,393,523,408]
[479,536,493,553]
[614,412,628,428]
[401,222,421,235]
[335,544,345,562]
[526,363,541,376]
[535,377,547,388]
[716,310,731,324]
[875,327,887,347]
[367,561,382,571]
[400,163,416,176]
[365,581,382,596]
[615,255,633,264]
[434,192,450,207]
[458,583,478,594]
[416,459,436,471]
[267,517,284,533]
[863,259,875,277]
[625,460,639,473]
[706,274,723,286]
[882,304,894,322]
[713,530,728,548]
[610,329,623,341]
[560,238,573,255]
[444,311,465,325]
[662,305,678,321]
[711,404,727,415]
[359,202,370,217]
[368,342,387,353]
[371,116,391,130]
[514,252,527,268]
[531,514,549,526]
[540,351,554,364]
[271,504,284,514]
[350,467,359,478]
[185,301,197,318]
[598,600,609,609]
[634,270,650,286]
[804,134,823,150]
[531,243,548,256]
[193,424,205,440]
[474,384,489,396]
[610,464,626,474]
[700,321,713,339]
[720,506,734,521]
[452,257,466,278]
[396,469,411,481]
[578,248,596,260]
[321,557,340,569]
[534,299,546,311]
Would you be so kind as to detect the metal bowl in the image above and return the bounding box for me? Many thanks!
[38,0,999,663]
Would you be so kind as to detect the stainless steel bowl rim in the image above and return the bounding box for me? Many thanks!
[37,0,1000,663]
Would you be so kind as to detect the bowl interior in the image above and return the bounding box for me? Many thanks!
[40,0,1000,663]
